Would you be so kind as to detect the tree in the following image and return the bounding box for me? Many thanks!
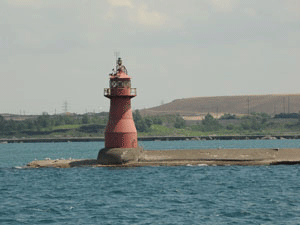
[135,119,148,132]
[0,115,4,124]
[144,117,153,128]
[16,121,26,131]
[0,115,4,131]
[240,113,269,131]
[220,113,237,120]
[37,112,51,128]
[5,120,17,132]
[25,119,35,130]
[82,114,89,124]
[54,115,65,126]
[201,113,222,131]
[133,110,151,132]
[152,116,163,125]
[174,116,186,128]
[133,110,143,123]
[274,113,299,119]
[226,124,235,130]
[63,115,74,125]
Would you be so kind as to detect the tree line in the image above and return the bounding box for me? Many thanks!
[0,111,299,137]
[0,113,107,136]
[192,112,300,132]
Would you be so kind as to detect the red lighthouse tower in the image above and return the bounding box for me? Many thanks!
[98,58,142,164]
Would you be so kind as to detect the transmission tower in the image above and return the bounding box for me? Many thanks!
[63,101,68,114]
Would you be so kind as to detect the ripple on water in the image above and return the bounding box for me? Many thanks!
[1,141,300,224]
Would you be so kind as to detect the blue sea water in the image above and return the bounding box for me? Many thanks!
[1,140,300,224]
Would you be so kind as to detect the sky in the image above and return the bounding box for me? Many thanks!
[1,0,299,115]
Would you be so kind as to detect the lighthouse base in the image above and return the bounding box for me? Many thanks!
[97,147,143,165]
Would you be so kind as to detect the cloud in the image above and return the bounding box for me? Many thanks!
[108,0,133,8]
[5,0,44,8]
[1,0,300,114]
[242,8,257,17]
[208,0,238,12]
[286,0,300,17]
[105,0,167,28]
[135,5,167,27]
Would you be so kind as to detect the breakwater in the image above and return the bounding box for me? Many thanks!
[1,134,300,143]
[27,148,300,168]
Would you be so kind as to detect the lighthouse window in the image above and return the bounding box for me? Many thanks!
[110,80,117,88]
[124,81,131,88]
[128,81,131,88]
[110,80,131,88]
[117,81,124,87]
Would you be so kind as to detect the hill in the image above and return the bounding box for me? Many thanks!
[141,94,300,117]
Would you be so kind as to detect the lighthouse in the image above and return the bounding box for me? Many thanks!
[97,58,142,164]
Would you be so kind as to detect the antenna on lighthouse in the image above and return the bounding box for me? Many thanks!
[114,51,120,70]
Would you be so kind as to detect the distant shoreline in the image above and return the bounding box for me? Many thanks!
[1,135,300,144]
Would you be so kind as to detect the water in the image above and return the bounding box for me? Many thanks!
[1,140,300,224]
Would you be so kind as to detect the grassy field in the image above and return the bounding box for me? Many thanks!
[137,124,300,137]
[142,94,300,116]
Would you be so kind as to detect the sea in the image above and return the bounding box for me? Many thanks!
[1,139,300,224]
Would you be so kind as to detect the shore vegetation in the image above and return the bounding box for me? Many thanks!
[1,111,300,138]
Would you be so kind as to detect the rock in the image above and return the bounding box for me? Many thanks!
[262,136,276,140]
[97,147,144,165]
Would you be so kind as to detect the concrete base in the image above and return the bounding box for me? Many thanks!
[26,148,300,168]
[97,147,144,164]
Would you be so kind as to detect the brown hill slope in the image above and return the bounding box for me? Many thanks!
[141,94,300,116]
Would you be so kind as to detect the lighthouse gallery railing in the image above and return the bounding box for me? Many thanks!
[104,88,136,96]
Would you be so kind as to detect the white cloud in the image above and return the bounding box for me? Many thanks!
[208,0,238,12]
[6,0,43,7]
[135,5,167,27]
[286,0,300,14]
[105,1,167,28]
[5,0,93,9]
[108,0,134,8]
[242,8,257,17]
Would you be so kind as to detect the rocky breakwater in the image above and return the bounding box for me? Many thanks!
[26,148,300,168]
